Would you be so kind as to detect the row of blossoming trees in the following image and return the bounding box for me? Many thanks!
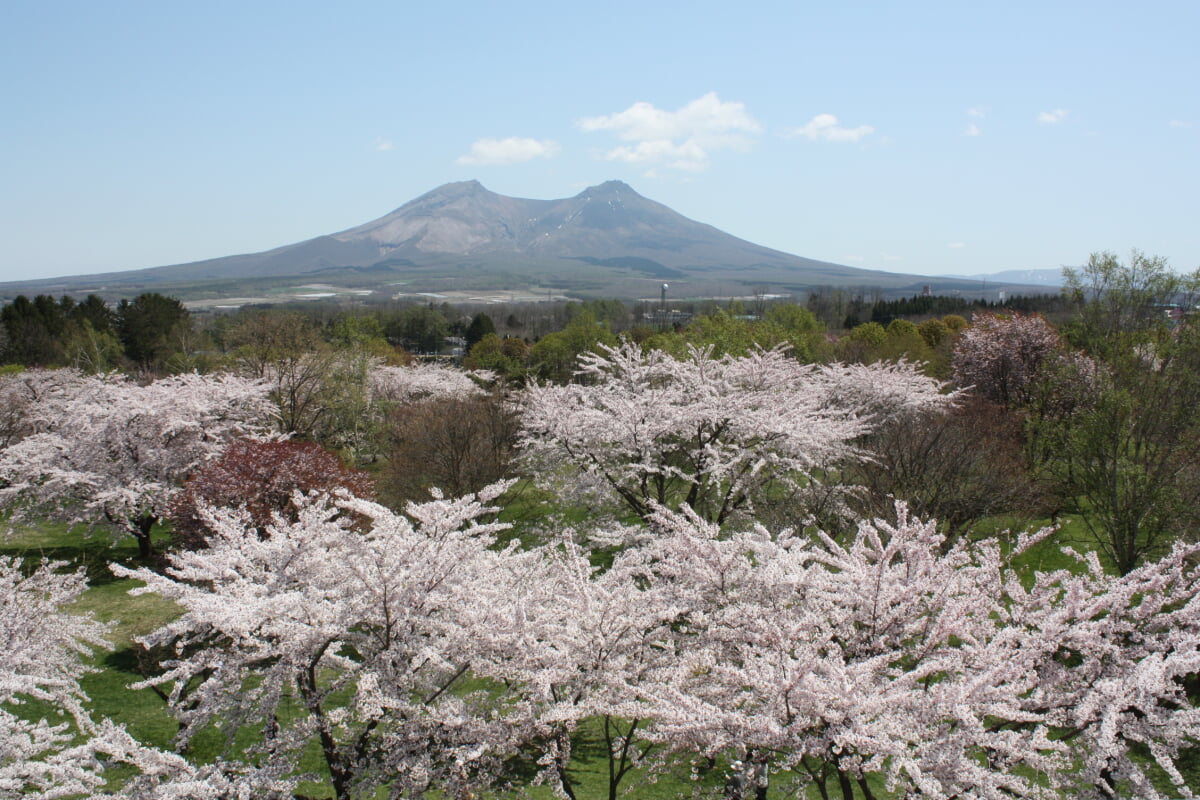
[2,283,1200,797]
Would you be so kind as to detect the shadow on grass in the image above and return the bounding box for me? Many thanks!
[1,520,173,584]
[103,646,144,676]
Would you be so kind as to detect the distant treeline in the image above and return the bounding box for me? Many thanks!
[0,286,1068,378]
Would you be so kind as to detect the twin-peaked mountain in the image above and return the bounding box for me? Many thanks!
[3,181,1022,301]
[329,179,844,280]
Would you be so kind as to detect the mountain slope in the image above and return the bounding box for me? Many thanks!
[0,181,1042,301]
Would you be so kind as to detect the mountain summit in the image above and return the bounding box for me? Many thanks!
[0,181,1008,301]
[331,179,792,271]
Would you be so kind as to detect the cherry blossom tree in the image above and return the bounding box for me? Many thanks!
[951,311,1064,406]
[369,362,493,405]
[519,341,954,524]
[114,483,540,800]
[0,370,273,557]
[0,557,110,798]
[0,368,91,448]
[614,504,1200,800]
[476,534,679,800]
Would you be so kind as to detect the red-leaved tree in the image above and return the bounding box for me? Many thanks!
[169,438,375,549]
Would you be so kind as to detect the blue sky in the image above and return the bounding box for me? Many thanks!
[2,0,1197,283]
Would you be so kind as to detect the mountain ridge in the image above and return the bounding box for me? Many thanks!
[0,181,1051,302]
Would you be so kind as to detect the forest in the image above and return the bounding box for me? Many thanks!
[2,250,1200,799]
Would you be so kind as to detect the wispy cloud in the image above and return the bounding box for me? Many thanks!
[787,113,875,143]
[372,137,394,152]
[1169,119,1192,128]
[579,92,761,172]
[880,252,902,262]
[456,137,560,166]
[1037,108,1069,125]
[947,242,966,249]
[965,107,985,136]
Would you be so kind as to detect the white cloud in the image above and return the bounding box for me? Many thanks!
[880,252,902,262]
[578,92,761,172]
[456,137,560,166]
[947,242,966,249]
[965,123,981,137]
[787,113,875,143]
[968,107,987,118]
[373,137,394,152]
[1169,119,1192,128]
[1037,108,1069,125]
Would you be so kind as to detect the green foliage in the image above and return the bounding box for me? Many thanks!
[465,332,529,380]
[464,312,497,353]
[62,319,124,373]
[528,310,618,382]
[115,292,191,371]
[834,320,886,362]
[917,317,951,349]
[1035,250,1200,574]
[387,304,449,354]
[639,304,828,363]
[1063,249,1200,362]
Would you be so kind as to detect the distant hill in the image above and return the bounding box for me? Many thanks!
[947,268,1066,287]
[0,181,1056,303]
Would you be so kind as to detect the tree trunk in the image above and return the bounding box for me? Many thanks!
[136,513,157,558]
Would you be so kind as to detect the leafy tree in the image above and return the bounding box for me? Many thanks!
[527,309,618,383]
[833,320,886,363]
[1063,249,1200,361]
[764,302,828,362]
[1054,347,1200,574]
[463,312,496,353]
[464,332,529,380]
[168,439,376,549]
[878,317,935,365]
[327,313,394,355]
[0,294,67,365]
[941,313,968,333]
[388,305,449,354]
[60,319,123,373]
[916,317,951,349]
[115,292,191,370]
[1046,251,1200,573]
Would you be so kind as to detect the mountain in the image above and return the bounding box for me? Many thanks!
[947,268,1066,287]
[0,181,1051,303]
